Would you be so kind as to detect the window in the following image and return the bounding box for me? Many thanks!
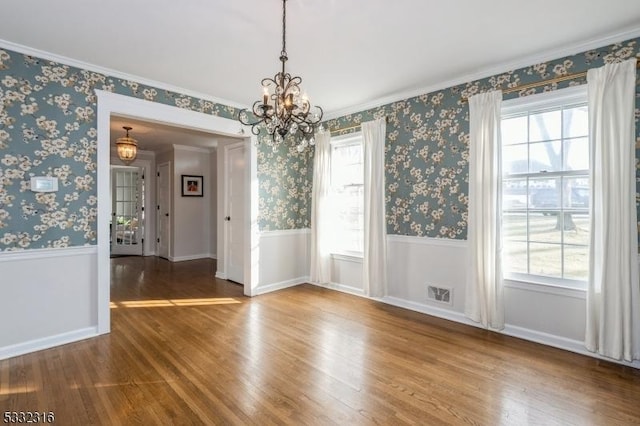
[501,87,589,286]
[330,134,364,256]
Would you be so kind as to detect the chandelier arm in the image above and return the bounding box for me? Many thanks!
[238,111,269,137]
[281,75,301,95]
[261,76,278,87]
[288,105,323,125]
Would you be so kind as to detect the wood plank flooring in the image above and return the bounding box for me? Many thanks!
[1,256,640,425]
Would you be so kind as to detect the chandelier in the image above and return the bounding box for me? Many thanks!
[238,0,323,152]
[116,126,137,164]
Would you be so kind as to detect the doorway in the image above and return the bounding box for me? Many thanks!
[110,166,144,256]
[96,90,258,334]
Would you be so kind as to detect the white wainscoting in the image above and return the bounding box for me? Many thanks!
[0,246,99,360]
[255,229,310,295]
[386,235,469,313]
[323,253,365,295]
[317,234,639,369]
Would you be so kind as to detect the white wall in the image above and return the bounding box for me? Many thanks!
[255,229,310,294]
[153,145,216,262]
[0,247,98,360]
[384,235,588,341]
[172,145,215,261]
[385,235,467,313]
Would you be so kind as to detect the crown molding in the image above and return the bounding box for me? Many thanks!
[323,25,640,121]
[0,38,249,111]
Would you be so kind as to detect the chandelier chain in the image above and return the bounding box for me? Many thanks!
[281,0,287,57]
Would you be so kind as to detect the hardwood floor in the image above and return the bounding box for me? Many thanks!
[2,256,640,425]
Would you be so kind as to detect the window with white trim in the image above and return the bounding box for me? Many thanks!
[330,134,364,256]
[501,87,589,286]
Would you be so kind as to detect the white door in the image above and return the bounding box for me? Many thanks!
[157,162,171,259]
[111,167,143,256]
[225,142,245,283]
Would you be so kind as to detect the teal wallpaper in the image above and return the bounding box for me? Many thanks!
[257,139,313,230]
[321,37,640,239]
[3,37,638,241]
[0,47,237,251]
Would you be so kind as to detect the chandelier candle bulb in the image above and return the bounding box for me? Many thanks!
[263,87,269,105]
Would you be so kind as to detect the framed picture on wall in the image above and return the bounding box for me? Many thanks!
[181,175,203,197]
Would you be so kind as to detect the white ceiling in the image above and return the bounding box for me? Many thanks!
[110,117,220,153]
[3,0,640,121]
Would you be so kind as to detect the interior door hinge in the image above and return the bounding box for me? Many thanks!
[157,238,160,243]
[157,172,160,177]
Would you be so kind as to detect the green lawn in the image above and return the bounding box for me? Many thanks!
[502,212,589,281]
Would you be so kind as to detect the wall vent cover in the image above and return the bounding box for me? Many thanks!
[427,285,452,305]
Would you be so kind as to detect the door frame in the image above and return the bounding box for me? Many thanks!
[96,90,259,335]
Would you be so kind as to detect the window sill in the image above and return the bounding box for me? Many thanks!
[504,276,586,299]
[330,253,363,263]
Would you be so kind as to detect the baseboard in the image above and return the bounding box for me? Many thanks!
[312,281,366,297]
[502,324,640,369]
[0,327,98,361]
[254,276,309,296]
[209,253,217,260]
[169,253,211,262]
[215,271,227,280]
[383,296,640,369]
[383,296,479,327]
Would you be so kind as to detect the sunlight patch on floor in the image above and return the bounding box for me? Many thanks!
[110,297,242,309]
[0,384,38,396]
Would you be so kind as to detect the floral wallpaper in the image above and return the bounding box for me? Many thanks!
[0,47,237,251]
[321,37,640,240]
[3,37,639,243]
[257,137,313,230]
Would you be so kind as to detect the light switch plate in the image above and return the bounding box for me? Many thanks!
[30,176,59,192]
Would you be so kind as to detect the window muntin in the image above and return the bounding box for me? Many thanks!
[501,89,589,286]
[330,135,364,256]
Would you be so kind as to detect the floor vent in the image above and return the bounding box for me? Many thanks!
[427,285,452,305]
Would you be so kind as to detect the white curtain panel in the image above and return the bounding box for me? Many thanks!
[309,130,332,284]
[362,118,387,297]
[465,90,504,330]
[585,58,640,362]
